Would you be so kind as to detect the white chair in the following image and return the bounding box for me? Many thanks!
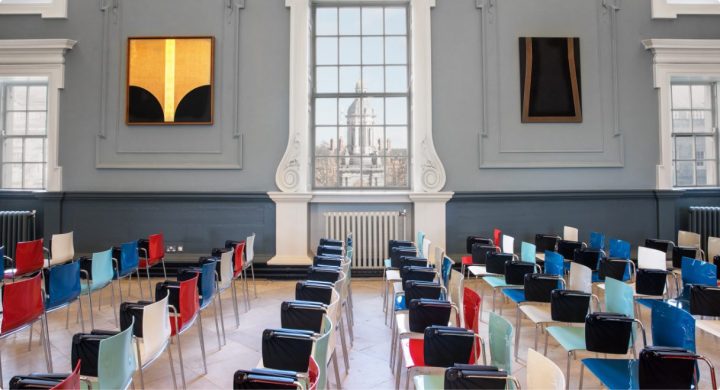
[569,262,592,293]
[422,239,431,264]
[563,226,579,242]
[527,348,565,390]
[502,235,515,254]
[47,231,74,267]
[217,249,242,328]
[135,295,178,389]
[327,287,350,377]
[245,233,257,298]
[638,246,667,271]
[709,236,720,261]
[678,230,705,259]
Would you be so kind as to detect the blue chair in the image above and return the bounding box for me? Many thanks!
[81,248,118,328]
[681,256,717,287]
[502,250,564,306]
[0,246,4,277]
[580,301,695,389]
[441,256,453,289]
[198,260,227,350]
[113,241,140,302]
[608,239,632,281]
[589,232,605,251]
[44,260,85,332]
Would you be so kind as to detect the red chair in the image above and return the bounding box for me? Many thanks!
[3,238,45,280]
[52,360,82,390]
[463,287,483,355]
[0,274,52,385]
[230,241,251,316]
[493,229,503,248]
[308,356,319,390]
[168,274,207,389]
[138,233,168,298]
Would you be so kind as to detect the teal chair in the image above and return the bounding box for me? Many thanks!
[521,242,537,263]
[546,277,634,389]
[416,231,426,257]
[311,316,334,390]
[489,312,513,374]
[81,248,118,329]
[95,318,137,389]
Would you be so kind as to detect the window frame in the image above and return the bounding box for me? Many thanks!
[0,0,67,19]
[652,0,720,19]
[1,79,50,189]
[311,3,413,190]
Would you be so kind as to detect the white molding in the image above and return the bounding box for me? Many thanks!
[0,39,76,191]
[652,0,720,19]
[310,191,412,203]
[0,0,67,18]
[643,39,720,189]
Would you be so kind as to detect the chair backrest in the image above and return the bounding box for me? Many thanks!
[520,241,536,263]
[311,316,332,390]
[493,229,502,247]
[488,312,513,374]
[1,273,44,333]
[423,326,476,367]
[176,275,200,332]
[690,285,720,316]
[46,260,81,309]
[148,233,165,261]
[526,348,565,390]
[408,299,452,332]
[535,234,560,253]
[141,294,172,362]
[119,241,139,275]
[638,246,667,270]
[573,248,605,271]
[233,241,246,277]
[416,231,426,255]
[246,233,256,263]
[609,239,631,259]
[49,232,74,266]
[462,287,481,334]
[568,262,592,293]
[199,260,217,307]
[308,356,319,390]
[15,238,44,276]
[433,246,445,269]
[543,251,564,276]
[644,238,674,257]
[219,250,233,290]
[422,239,431,262]
[709,236,720,261]
[589,231,605,250]
[54,360,82,390]
[557,240,584,261]
[605,277,634,317]
[90,249,114,288]
[502,235,514,254]
[441,256,453,288]
[471,243,497,265]
[504,261,536,285]
[678,230,701,249]
[651,300,695,352]
[524,274,561,303]
[0,245,4,276]
[563,226,578,242]
[98,318,137,389]
[681,256,717,286]
[449,270,464,306]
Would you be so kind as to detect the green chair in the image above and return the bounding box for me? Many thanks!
[81,248,118,328]
[311,315,334,390]
[489,312,513,374]
[545,277,634,389]
[93,318,137,389]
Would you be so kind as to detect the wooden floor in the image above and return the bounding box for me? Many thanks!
[2,277,719,389]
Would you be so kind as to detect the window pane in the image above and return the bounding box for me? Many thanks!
[385,66,408,93]
[3,138,23,162]
[339,37,360,65]
[362,37,383,65]
[362,66,384,93]
[316,37,338,65]
[24,138,45,162]
[338,162,362,187]
[363,97,384,126]
[672,111,691,133]
[384,8,407,35]
[691,85,712,109]
[316,67,338,94]
[386,97,408,125]
[2,163,23,189]
[315,127,337,156]
[676,161,694,186]
[315,158,338,188]
[696,136,716,160]
[385,37,407,64]
[315,98,337,125]
[339,66,361,93]
[692,110,713,133]
[23,163,44,189]
[339,98,357,127]
[697,160,717,186]
[315,8,337,36]
[362,125,383,156]
[339,8,360,35]
[672,85,691,109]
[361,8,383,35]
[27,112,47,135]
[386,126,408,156]
[385,157,409,187]
[27,86,47,110]
[7,86,27,110]
[5,112,27,135]
[675,136,693,160]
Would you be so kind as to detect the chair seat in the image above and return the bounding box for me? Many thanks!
[581,358,638,390]
[413,375,444,390]
[468,265,498,278]
[461,256,473,266]
[546,326,586,352]
[483,276,511,289]
[519,303,553,324]
[401,338,425,368]
[386,270,401,282]
[502,289,525,304]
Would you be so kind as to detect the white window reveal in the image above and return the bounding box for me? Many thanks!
[652,0,720,19]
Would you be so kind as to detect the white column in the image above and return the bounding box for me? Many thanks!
[410,192,453,252]
[267,192,313,265]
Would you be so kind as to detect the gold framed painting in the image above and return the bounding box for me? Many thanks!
[126,36,214,125]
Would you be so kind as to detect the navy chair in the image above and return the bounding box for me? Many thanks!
[44,260,85,332]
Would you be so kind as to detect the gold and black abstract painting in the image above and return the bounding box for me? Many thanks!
[127,37,214,125]
[519,37,582,123]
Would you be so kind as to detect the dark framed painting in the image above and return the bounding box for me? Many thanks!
[126,36,214,125]
[519,37,582,123]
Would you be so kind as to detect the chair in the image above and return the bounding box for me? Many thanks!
[414,365,520,390]
[417,231,426,256]
[245,233,257,298]
[564,226,578,242]
[678,230,703,255]
[502,235,515,254]
[138,233,168,297]
[488,312,513,374]
[535,234,560,261]
[310,316,335,390]
[215,248,241,328]
[130,295,178,389]
[634,247,678,310]
[232,369,306,390]
[166,274,207,389]
[47,232,75,268]
[681,256,717,287]
[229,241,251,314]
[557,240,585,262]
[521,241,536,263]
[44,260,85,332]
[573,248,605,282]
[112,241,140,303]
[80,248,118,329]
[8,360,83,390]
[0,274,52,385]
[461,237,493,276]
[85,318,137,389]
[3,238,44,280]
[527,348,565,390]
[196,260,226,349]
[644,237,674,263]
[483,259,540,312]
[588,231,605,250]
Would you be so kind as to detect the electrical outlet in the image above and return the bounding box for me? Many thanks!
[166,245,175,253]
[177,245,184,252]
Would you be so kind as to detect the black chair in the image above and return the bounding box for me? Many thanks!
[638,347,717,389]
[443,364,519,390]
[399,256,428,269]
[261,328,315,372]
[313,255,343,268]
[319,238,343,247]
[295,281,334,305]
[573,248,606,272]
[535,234,561,253]
[316,245,342,257]
[471,243,497,265]
[558,240,586,260]
[645,238,674,259]
[403,281,444,302]
[550,290,593,325]
[280,301,327,333]
[407,299,453,333]
[598,257,635,282]
[636,269,671,297]
[400,266,436,286]
[307,266,341,283]
[233,368,304,390]
[689,284,720,316]
[466,236,493,254]
[485,253,514,275]
[672,246,699,269]
[390,247,418,269]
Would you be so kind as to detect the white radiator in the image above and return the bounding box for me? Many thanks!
[324,211,407,269]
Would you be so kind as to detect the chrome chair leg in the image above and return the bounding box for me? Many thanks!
[110,280,118,326]
[217,295,227,345]
[167,337,178,390]
[211,300,222,350]
[231,278,240,328]
[250,263,257,298]
[332,353,343,389]
[198,311,208,374]
[175,331,187,390]
[338,316,350,373]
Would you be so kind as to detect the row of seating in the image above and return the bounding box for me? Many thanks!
[0,231,258,389]
[231,235,354,390]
